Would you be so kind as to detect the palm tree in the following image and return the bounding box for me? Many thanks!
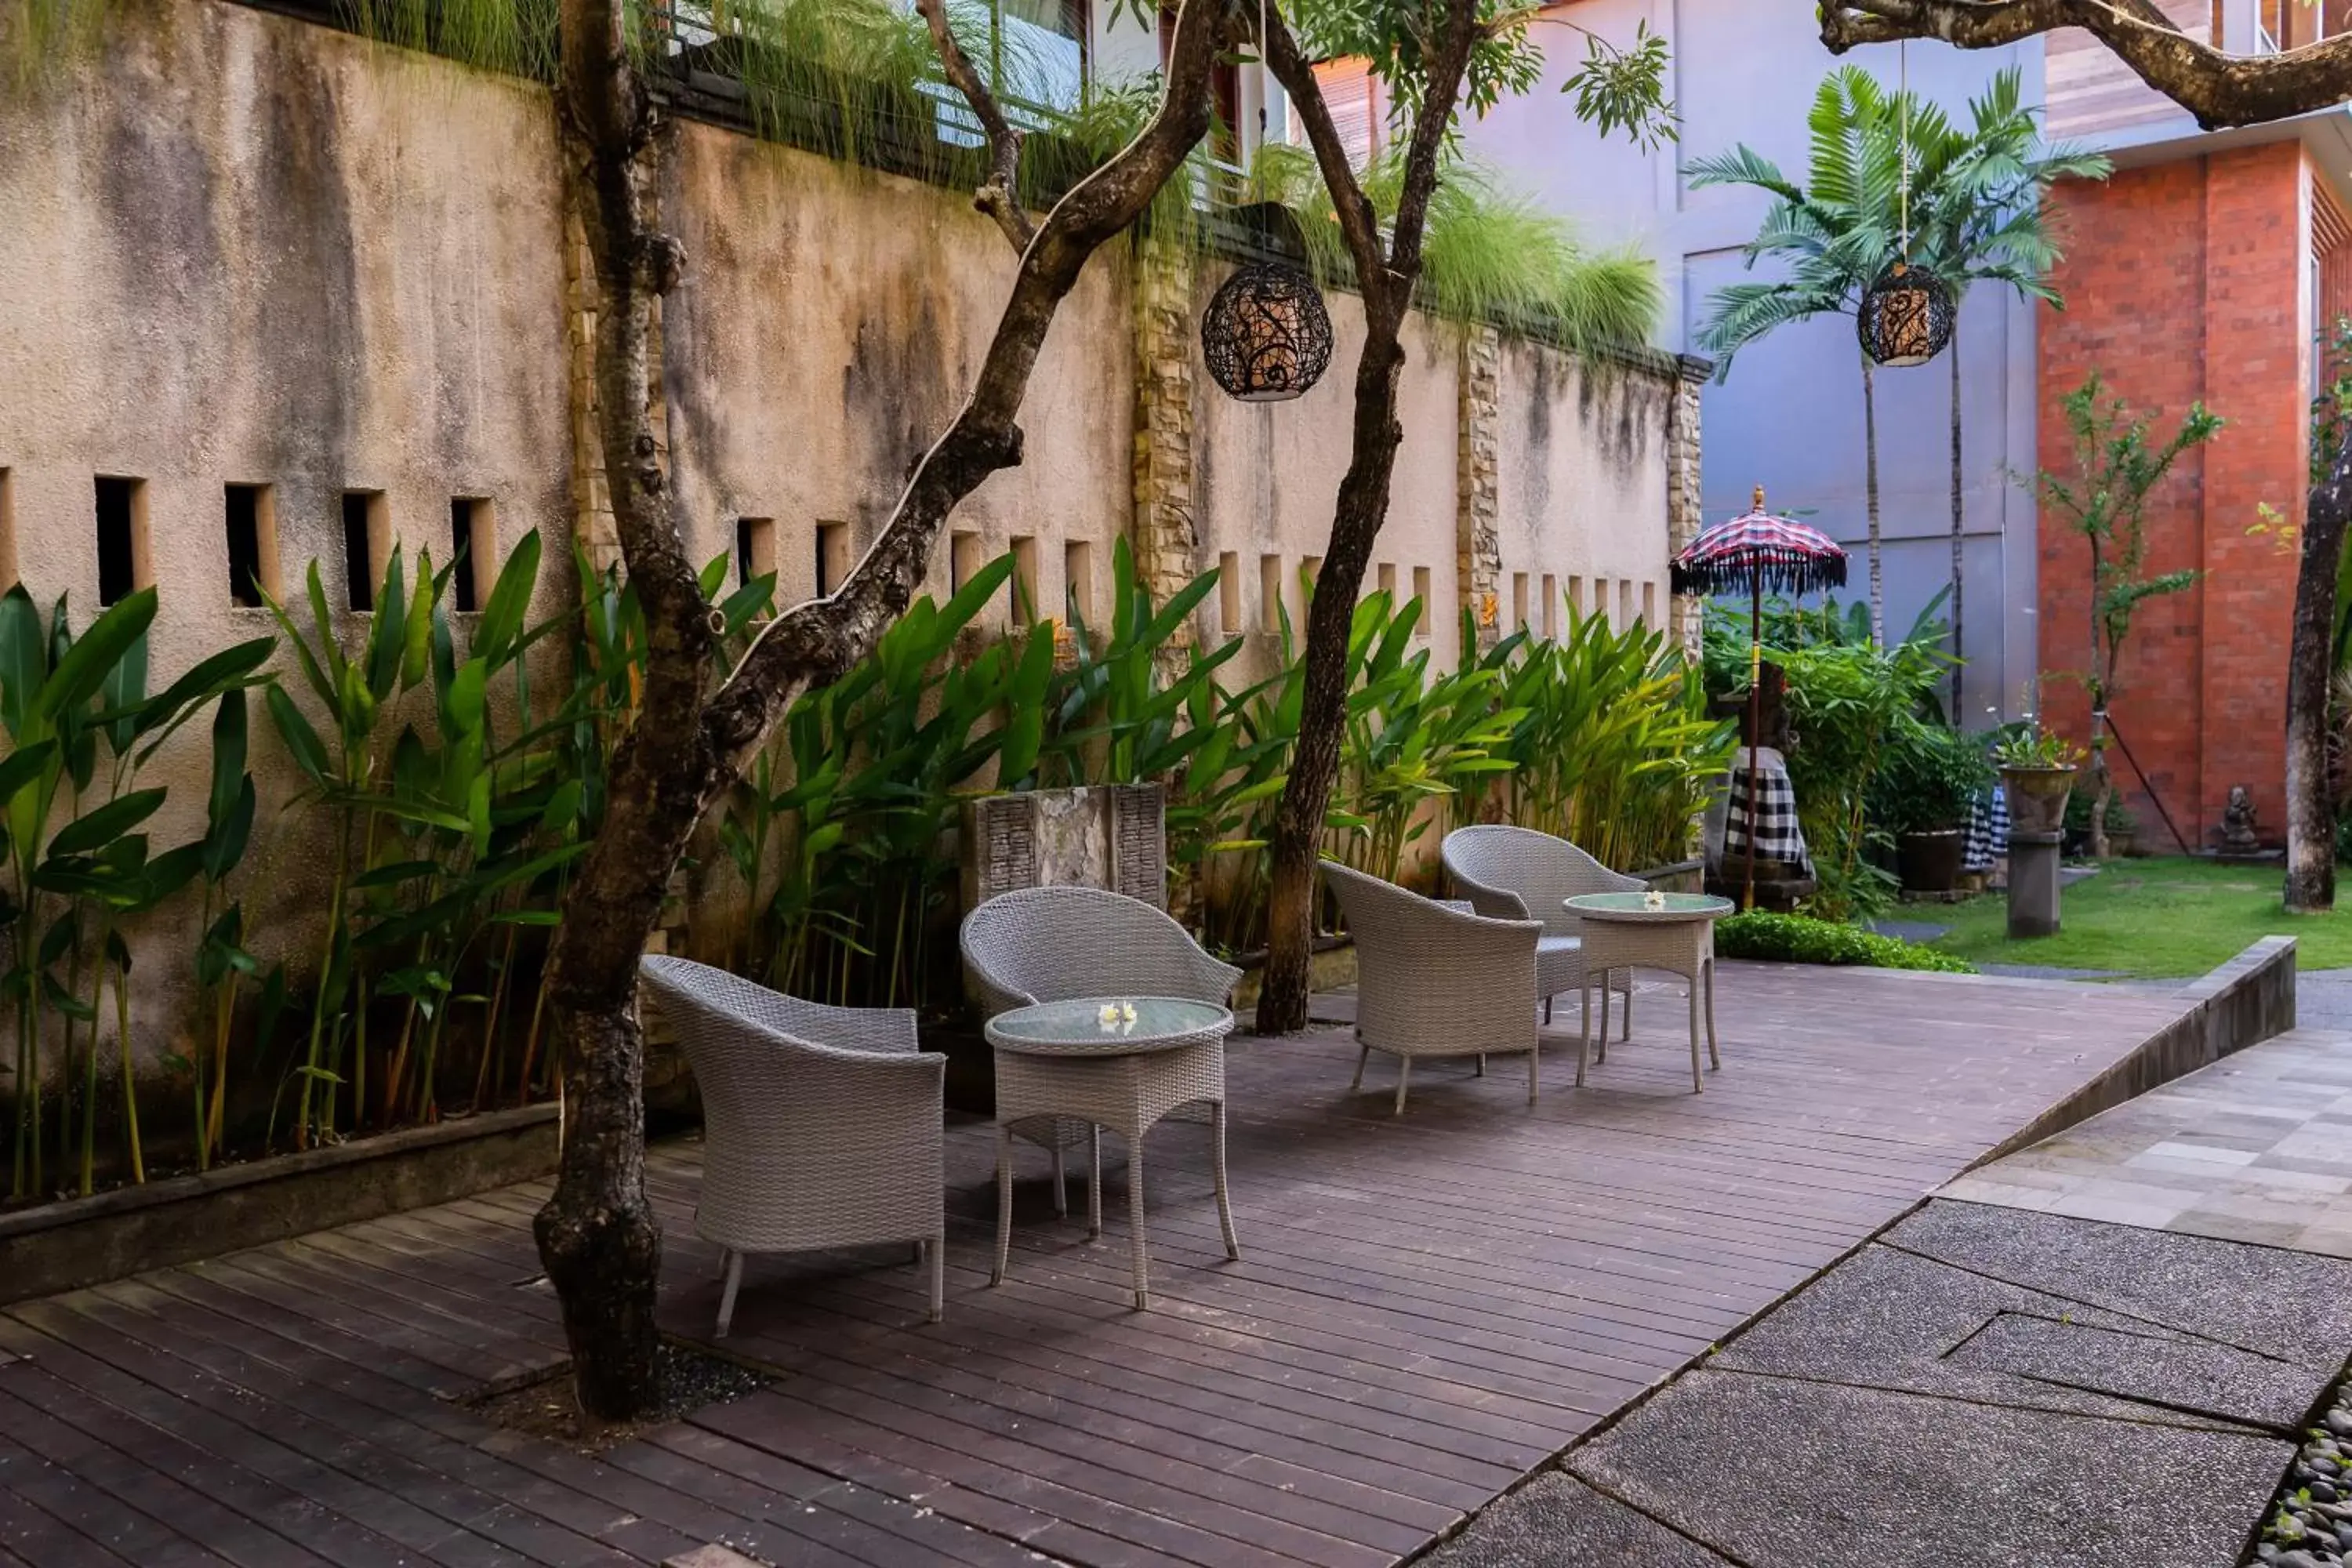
[1911,70,2108,687]
[1690,67,1945,649]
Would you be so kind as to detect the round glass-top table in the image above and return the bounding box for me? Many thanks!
[1563,891,1736,921]
[985,996,1239,1308]
[985,996,1232,1055]
[1563,892,1733,1093]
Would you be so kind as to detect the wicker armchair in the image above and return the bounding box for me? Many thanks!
[1442,824,1638,1039]
[960,885,1243,1212]
[638,956,946,1335]
[1320,859,1543,1114]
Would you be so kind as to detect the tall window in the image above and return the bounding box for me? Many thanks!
[1295,57,1382,167]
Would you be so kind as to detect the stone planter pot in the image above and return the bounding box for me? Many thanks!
[2000,765,2078,837]
[1896,828,1966,894]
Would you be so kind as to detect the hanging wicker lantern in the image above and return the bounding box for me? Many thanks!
[1200,202,1333,403]
[1201,260,1334,402]
[1857,260,1955,368]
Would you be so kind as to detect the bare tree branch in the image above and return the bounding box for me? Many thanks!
[700,0,1234,766]
[915,0,1038,251]
[1820,0,2352,129]
[1254,15,1392,307]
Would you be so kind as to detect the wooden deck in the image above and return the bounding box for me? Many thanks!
[0,964,2192,1568]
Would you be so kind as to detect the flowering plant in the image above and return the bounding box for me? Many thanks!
[1991,724,2083,771]
[1096,1000,1138,1034]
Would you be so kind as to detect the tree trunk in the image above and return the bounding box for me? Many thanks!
[538,0,720,1421]
[533,0,1233,1417]
[1947,303,1964,708]
[1863,354,1885,649]
[1248,0,1479,1035]
[2287,430,2352,912]
[1254,321,1410,1033]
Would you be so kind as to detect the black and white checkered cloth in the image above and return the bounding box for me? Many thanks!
[1722,755,1812,872]
[1962,784,2009,873]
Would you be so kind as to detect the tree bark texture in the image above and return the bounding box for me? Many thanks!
[1251,0,1482,1034]
[1863,354,1885,649]
[1948,303,1965,704]
[540,0,713,1422]
[536,0,1232,1417]
[1820,0,2352,130]
[2287,432,2352,912]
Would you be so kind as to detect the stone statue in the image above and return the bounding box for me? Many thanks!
[2219,785,2260,855]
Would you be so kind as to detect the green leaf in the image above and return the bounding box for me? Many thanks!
[473,528,543,668]
[266,683,331,785]
[48,788,166,856]
[38,590,157,724]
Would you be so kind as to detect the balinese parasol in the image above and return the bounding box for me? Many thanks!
[1671,487,1849,910]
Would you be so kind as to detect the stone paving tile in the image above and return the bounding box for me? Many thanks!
[1418,1475,1730,1568]
[1890,1200,2352,1368]
[1938,1029,2352,1258]
[1949,1311,2326,1431]
[1711,1242,2254,1428]
[1565,1370,2290,1568]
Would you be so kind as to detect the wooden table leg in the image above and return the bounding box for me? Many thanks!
[993,1123,1014,1287]
[1128,1133,1151,1309]
[1212,1102,1240,1260]
[1577,979,1592,1087]
[1686,964,1703,1094]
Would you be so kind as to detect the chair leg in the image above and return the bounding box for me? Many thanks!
[993,1124,1014,1287]
[1543,993,1553,1026]
[1211,1102,1240,1261]
[1052,1142,1069,1219]
[1087,1123,1104,1239]
[1393,1057,1412,1116]
[1687,975,1703,1094]
[1475,1054,1486,1077]
[715,1245,735,1282]
[1577,983,1592,1087]
[1705,959,1721,1069]
[1349,1041,1370,1093]
[1128,1135,1152,1310]
[1598,982,1610,1064]
[927,1236,946,1323]
[717,1250,744,1339]
[1527,1042,1539,1105]
[1621,977,1634,1042]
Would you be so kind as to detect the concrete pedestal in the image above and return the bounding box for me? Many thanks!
[2007,831,2063,938]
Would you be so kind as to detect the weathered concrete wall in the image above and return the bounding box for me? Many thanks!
[0,0,1682,1095]
[660,118,1136,615]
[1492,337,1673,639]
[0,0,574,1086]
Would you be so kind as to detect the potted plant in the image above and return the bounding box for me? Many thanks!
[2062,791,2140,857]
[1875,719,1994,893]
[1992,722,2085,837]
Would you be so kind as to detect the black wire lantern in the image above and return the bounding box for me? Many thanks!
[1200,203,1334,403]
[1857,260,1955,368]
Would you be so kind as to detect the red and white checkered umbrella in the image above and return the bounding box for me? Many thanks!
[1670,490,1848,598]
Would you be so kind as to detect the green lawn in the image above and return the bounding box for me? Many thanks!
[1928,856,2352,978]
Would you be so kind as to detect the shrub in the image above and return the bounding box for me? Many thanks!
[1715,911,1974,973]
[1872,717,1995,836]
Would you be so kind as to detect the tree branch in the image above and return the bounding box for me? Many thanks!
[1254,13,1393,308]
[915,0,1037,252]
[699,0,1232,764]
[1821,0,2352,129]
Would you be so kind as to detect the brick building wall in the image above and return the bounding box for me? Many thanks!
[2036,141,2310,848]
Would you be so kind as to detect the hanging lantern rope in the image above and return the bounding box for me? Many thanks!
[1857,38,1955,369]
